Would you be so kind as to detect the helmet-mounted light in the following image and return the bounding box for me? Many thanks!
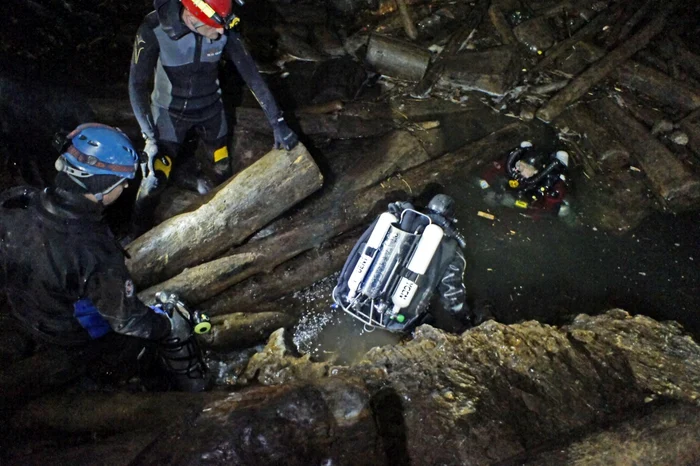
[185,0,243,30]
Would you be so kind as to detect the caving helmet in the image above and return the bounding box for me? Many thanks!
[181,0,240,30]
[53,123,138,200]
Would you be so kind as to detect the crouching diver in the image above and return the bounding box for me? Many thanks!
[0,124,209,392]
[333,194,487,334]
[479,141,571,218]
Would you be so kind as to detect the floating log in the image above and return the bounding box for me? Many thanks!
[202,311,297,349]
[126,143,323,288]
[437,46,520,96]
[365,34,431,82]
[555,102,631,172]
[528,8,611,76]
[536,3,675,122]
[594,98,700,209]
[412,0,490,97]
[488,5,516,45]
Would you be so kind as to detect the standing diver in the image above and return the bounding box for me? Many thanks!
[129,0,299,236]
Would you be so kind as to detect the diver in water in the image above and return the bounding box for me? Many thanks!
[333,194,492,334]
[480,141,571,218]
[0,124,209,392]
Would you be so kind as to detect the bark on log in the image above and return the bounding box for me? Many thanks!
[126,143,323,288]
[138,130,429,304]
[150,122,532,312]
[555,103,631,172]
[412,0,491,97]
[679,108,700,157]
[536,3,675,122]
[488,5,516,45]
[594,98,700,209]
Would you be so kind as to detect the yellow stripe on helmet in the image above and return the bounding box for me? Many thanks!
[190,0,217,18]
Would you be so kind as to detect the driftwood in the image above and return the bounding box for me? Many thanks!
[126,143,323,288]
[555,102,631,172]
[594,98,700,209]
[396,0,418,40]
[437,46,520,96]
[365,34,431,82]
[488,5,516,45]
[154,122,531,315]
[536,3,675,122]
[412,0,490,97]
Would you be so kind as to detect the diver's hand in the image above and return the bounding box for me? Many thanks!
[272,118,299,150]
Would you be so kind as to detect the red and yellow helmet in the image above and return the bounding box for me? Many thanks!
[181,0,239,29]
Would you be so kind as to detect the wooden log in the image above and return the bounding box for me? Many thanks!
[202,312,297,349]
[0,350,79,402]
[670,35,700,81]
[488,5,516,45]
[396,0,418,40]
[555,102,631,172]
[614,61,700,114]
[513,16,555,52]
[437,46,520,96]
[149,122,532,311]
[529,8,612,76]
[679,108,700,157]
[138,130,430,304]
[536,3,675,122]
[411,0,490,97]
[594,98,700,209]
[365,34,431,82]
[126,143,323,288]
[615,0,656,44]
[201,233,358,316]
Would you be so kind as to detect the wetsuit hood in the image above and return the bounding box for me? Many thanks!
[39,187,105,225]
[155,0,192,40]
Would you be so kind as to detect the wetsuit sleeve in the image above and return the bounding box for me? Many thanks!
[84,264,170,340]
[437,247,468,317]
[129,20,161,141]
[225,31,282,126]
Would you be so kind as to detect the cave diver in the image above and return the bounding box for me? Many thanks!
[333,194,492,334]
[0,123,210,392]
[479,141,572,218]
[128,0,299,237]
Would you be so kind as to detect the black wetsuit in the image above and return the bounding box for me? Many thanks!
[0,187,169,346]
[128,1,282,177]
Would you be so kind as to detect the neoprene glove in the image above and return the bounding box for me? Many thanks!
[272,117,299,151]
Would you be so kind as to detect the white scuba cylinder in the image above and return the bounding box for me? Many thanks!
[390,223,444,313]
[347,212,398,299]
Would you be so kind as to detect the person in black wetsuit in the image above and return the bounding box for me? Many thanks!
[0,123,208,392]
[128,0,299,235]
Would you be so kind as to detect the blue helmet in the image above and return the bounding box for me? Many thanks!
[56,123,139,180]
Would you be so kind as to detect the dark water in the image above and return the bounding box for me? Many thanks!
[293,163,700,363]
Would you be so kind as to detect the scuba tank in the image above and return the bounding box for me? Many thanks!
[333,195,461,333]
[154,292,211,391]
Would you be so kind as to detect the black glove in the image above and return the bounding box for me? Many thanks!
[438,248,468,318]
[272,117,299,150]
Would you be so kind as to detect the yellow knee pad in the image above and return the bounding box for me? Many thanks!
[213,146,229,163]
[154,155,173,179]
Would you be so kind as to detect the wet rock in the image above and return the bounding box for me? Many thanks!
[670,131,689,145]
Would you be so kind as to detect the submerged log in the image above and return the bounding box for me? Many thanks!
[488,5,516,45]
[536,4,675,122]
[437,46,520,96]
[126,143,323,288]
[513,16,555,52]
[594,98,700,209]
[365,34,431,82]
[679,108,700,157]
[555,103,631,172]
[396,0,418,40]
